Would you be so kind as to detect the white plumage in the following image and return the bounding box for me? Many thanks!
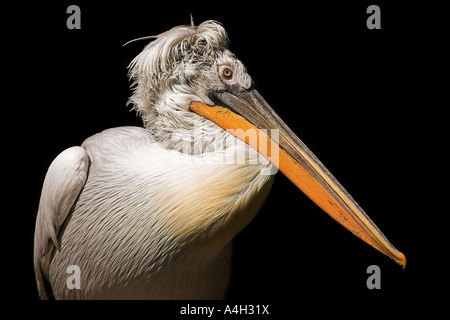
[34,19,407,300]
[34,21,274,299]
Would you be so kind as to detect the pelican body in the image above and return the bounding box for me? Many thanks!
[34,21,405,299]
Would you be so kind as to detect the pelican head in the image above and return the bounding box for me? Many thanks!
[127,21,252,153]
[126,20,406,267]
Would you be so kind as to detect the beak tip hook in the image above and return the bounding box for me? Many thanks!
[397,252,407,269]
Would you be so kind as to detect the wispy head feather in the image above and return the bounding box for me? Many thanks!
[127,20,229,125]
[125,20,237,153]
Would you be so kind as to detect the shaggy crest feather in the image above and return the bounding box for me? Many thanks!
[126,20,251,154]
[127,20,227,118]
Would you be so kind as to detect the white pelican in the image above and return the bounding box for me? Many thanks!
[34,20,406,299]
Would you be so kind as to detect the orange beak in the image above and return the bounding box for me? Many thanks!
[190,91,406,268]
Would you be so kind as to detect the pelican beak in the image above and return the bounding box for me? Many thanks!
[190,88,406,268]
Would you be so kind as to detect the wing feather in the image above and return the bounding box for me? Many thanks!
[33,146,90,299]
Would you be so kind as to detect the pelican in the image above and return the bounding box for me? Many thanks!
[34,20,406,299]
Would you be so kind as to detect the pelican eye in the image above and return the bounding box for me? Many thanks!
[221,67,233,80]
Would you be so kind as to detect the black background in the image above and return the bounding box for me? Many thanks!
[14,0,445,317]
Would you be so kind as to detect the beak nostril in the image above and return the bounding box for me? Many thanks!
[225,83,247,95]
